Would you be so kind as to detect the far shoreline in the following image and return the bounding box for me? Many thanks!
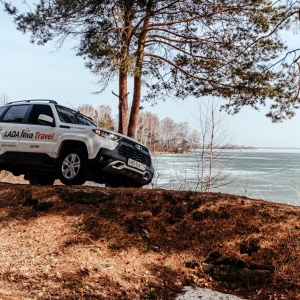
[153,146,300,155]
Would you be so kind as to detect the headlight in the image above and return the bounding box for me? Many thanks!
[93,129,120,141]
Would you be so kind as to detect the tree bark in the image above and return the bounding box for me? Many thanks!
[127,1,152,138]
[118,71,129,135]
[128,74,142,138]
[118,1,133,135]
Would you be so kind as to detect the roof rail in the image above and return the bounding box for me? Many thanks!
[7,99,58,105]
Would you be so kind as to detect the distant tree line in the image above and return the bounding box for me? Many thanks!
[216,144,256,150]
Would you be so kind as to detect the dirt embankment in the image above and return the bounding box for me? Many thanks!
[0,183,299,299]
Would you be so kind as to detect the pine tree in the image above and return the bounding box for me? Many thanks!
[4,0,300,137]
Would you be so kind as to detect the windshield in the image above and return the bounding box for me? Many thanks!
[55,105,97,126]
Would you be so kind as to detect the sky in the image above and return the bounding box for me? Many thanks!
[1,6,300,148]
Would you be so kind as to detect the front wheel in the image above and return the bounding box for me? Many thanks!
[57,147,87,185]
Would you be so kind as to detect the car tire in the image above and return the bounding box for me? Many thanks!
[58,147,87,185]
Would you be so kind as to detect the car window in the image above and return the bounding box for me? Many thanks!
[55,105,96,126]
[0,106,7,119]
[75,113,97,126]
[2,105,29,123]
[27,104,54,125]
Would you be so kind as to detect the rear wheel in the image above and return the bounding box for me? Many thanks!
[57,147,87,185]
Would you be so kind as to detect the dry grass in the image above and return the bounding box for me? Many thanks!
[0,183,299,299]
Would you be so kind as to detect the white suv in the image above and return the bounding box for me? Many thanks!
[0,100,154,187]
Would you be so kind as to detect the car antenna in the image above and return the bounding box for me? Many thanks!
[67,102,78,111]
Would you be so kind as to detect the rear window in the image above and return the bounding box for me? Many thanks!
[1,105,29,123]
[0,106,7,118]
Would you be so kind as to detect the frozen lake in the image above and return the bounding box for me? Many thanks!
[153,148,300,205]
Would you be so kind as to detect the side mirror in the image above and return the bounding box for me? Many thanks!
[38,114,54,126]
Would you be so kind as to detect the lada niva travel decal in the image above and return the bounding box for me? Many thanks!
[4,130,29,138]
[4,130,54,140]
[35,132,55,140]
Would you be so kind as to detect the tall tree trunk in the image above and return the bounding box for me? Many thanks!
[208,107,215,192]
[118,0,133,135]
[127,1,152,138]
[118,70,129,135]
[128,73,142,138]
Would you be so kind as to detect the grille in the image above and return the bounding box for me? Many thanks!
[118,145,151,166]
[121,138,149,153]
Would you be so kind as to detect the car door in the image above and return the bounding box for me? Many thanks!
[0,104,30,164]
[17,104,58,169]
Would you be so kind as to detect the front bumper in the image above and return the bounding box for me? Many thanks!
[88,146,154,185]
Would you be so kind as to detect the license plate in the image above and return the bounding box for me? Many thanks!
[128,158,146,171]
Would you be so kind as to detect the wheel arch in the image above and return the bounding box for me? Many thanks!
[55,140,88,171]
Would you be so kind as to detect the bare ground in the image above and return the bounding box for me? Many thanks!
[0,181,299,299]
